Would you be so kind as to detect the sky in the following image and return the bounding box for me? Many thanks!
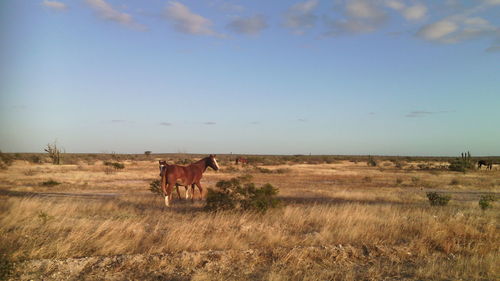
[0,0,499,156]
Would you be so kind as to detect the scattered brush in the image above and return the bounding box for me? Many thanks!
[479,194,496,210]
[426,192,451,206]
[149,179,162,196]
[104,162,125,170]
[40,180,61,187]
[205,175,281,212]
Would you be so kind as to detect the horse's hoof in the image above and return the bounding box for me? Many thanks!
[164,196,170,207]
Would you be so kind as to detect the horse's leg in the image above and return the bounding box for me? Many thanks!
[190,184,196,201]
[165,181,175,207]
[195,182,203,200]
[185,186,191,200]
[176,184,182,200]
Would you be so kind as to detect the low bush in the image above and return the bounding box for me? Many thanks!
[40,180,61,187]
[0,254,13,281]
[0,151,13,170]
[426,192,451,206]
[367,156,377,167]
[104,161,125,169]
[448,151,474,172]
[479,194,496,210]
[149,179,162,196]
[205,176,281,212]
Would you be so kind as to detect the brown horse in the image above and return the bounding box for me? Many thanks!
[235,157,248,165]
[159,161,190,200]
[477,160,493,170]
[161,155,220,206]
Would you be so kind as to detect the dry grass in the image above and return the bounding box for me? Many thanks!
[0,155,499,280]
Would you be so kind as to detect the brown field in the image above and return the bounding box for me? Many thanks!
[0,154,499,280]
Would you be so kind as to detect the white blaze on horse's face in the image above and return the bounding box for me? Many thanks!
[213,157,220,171]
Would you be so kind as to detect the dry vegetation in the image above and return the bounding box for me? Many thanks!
[0,153,499,280]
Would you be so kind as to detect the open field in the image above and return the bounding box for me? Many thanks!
[0,154,499,280]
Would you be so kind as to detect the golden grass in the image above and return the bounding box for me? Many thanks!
[0,157,499,280]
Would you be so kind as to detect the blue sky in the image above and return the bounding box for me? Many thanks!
[1,0,499,155]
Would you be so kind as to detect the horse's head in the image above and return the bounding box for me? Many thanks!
[159,160,168,177]
[207,154,220,171]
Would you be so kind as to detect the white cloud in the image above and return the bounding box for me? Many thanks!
[325,0,388,35]
[227,15,268,35]
[346,0,386,20]
[385,0,404,10]
[484,0,500,5]
[402,3,427,21]
[165,2,222,37]
[42,1,68,11]
[417,17,497,44]
[417,20,458,41]
[284,0,319,34]
[386,1,427,21]
[85,0,145,30]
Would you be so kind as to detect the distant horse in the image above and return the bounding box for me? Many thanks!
[159,161,190,200]
[235,157,248,165]
[477,160,493,170]
[161,155,220,206]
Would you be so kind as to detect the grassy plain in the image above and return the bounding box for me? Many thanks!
[0,154,498,280]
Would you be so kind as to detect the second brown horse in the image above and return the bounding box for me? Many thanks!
[161,155,220,206]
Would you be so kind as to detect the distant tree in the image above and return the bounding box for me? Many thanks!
[44,141,64,165]
[144,151,152,156]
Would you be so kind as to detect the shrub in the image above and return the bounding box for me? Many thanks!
[24,169,37,176]
[222,166,239,173]
[363,176,372,183]
[275,168,291,174]
[426,192,451,206]
[40,179,61,187]
[395,178,403,185]
[30,155,43,164]
[0,254,13,281]
[104,161,125,170]
[411,176,420,185]
[255,167,273,173]
[450,178,460,185]
[44,141,63,164]
[449,151,474,172]
[479,194,496,210]
[0,151,13,170]
[367,155,377,167]
[149,179,162,196]
[205,176,281,212]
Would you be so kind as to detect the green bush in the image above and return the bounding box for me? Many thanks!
[479,194,496,210]
[0,151,13,170]
[205,176,281,212]
[30,155,43,164]
[448,151,474,172]
[0,254,13,281]
[104,161,125,169]
[40,179,61,187]
[367,155,377,167]
[426,192,451,206]
[149,179,162,196]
